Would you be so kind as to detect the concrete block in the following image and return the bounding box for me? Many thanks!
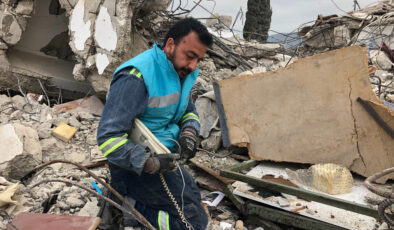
[370,50,393,71]
[0,13,23,45]
[0,94,11,107]
[15,0,34,15]
[0,123,42,180]
[52,122,77,142]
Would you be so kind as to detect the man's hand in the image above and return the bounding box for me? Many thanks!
[143,154,180,174]
[179,130,198,161]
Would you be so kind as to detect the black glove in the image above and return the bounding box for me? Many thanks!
[143,154,180,174]
[179,131,197,161]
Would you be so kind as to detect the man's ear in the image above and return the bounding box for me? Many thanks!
[164,38,175,54]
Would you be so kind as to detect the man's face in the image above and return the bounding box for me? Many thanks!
[164,31,207,78]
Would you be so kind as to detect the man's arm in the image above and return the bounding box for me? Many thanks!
[97,67,150,175]
[179,95,201,135]
[178,96,200,161]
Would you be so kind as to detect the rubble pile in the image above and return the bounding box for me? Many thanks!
[0,94,106,229]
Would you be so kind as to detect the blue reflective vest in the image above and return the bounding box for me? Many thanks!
[113,44,199,149]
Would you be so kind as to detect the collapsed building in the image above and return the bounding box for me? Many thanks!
[0,0,393,229]
[0,0,171,99]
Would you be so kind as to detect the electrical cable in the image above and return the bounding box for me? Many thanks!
[161,137,193,229]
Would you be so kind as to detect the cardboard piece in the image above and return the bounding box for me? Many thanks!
[216,46,393,181]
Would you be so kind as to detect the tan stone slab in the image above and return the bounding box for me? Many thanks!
[216,46,393,181]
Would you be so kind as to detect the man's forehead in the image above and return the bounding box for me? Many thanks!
[178,32,206,57]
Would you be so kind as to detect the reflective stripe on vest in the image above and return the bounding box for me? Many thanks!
[158,210,170,230]
[181,112,200,123]
[99,134,128,156]
[129,67,142,78]
[148,92,180,108]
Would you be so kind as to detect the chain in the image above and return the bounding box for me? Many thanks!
[160,168,194,230]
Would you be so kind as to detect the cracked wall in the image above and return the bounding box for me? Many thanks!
[0,0,171,98]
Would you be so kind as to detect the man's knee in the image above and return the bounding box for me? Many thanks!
[184,203,208,230]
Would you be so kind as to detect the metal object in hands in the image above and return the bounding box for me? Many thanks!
[129,118,194,230]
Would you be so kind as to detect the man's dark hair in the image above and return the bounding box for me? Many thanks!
[163,18,213,47]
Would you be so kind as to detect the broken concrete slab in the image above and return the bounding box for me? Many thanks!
[215,46,393,182]
[201,130,222,152]
[0,123,42,180]
[0,12,23,45]
[0,94,11,107]
[15,0,35,15]
[77,197,99,217]
[370,50,393,71]
[53,95,104,116]
[195,91,219,138]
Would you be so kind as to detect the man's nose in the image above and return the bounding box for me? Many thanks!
[188,59,198,71]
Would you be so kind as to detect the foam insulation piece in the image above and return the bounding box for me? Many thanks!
[311,164,353,195]
[52,122,77,142]
[215,46,394,182]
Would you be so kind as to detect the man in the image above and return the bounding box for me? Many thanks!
[97,18,213,230]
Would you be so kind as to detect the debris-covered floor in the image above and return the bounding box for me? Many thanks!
[0,0,393,230]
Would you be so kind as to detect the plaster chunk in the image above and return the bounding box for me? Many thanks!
[96,53,110,74]
[15,0,34,15]
[94,7,117,51]
[0,13,23,45]
[0,124,23,163]
[0,123,42,180]
[70,0,91,51]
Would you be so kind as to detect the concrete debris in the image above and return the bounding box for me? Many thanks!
[370,50,393,71]
[77,197,99,217]
[0,123,42,180]
[53,95,104,116]
[195,91,219,138]
[0,1,392,229]
[201,130,222,152]
[206,14,232,30]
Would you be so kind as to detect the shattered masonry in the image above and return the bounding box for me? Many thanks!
[0,0,171,97]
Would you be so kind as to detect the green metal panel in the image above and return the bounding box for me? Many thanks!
[223,185,345,230]
[220,162,379,219]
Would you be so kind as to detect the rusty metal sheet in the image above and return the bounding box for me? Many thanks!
[8,212,101,230]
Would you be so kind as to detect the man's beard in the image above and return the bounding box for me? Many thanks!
[168,49,192,78]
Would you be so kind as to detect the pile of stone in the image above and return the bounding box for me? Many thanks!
[0,93,106,229]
